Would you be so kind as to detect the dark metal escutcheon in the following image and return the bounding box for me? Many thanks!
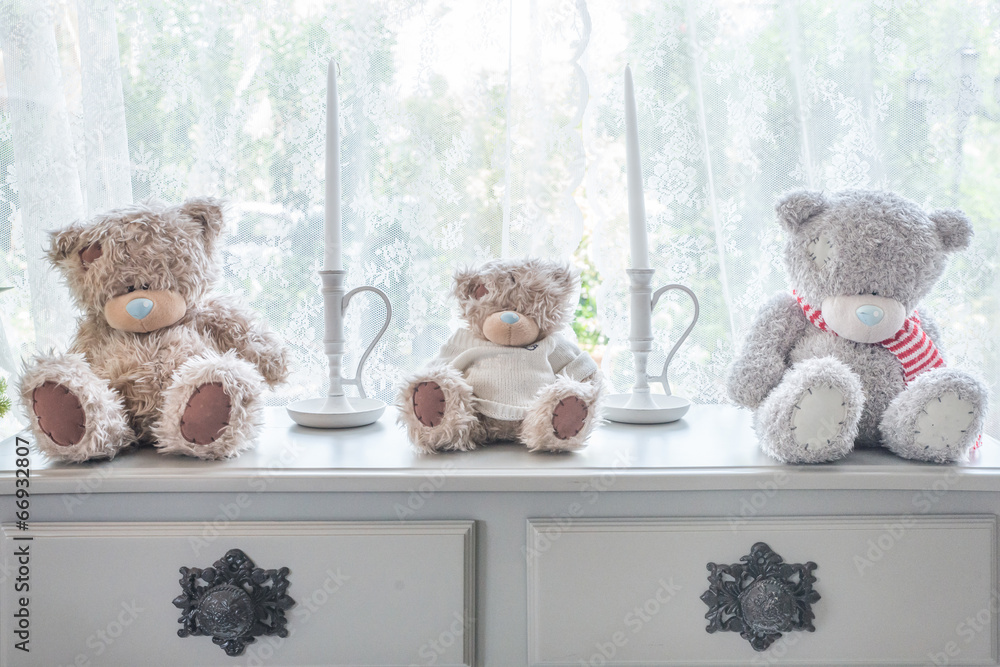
[700,542,819,651]
[174,548,295,656]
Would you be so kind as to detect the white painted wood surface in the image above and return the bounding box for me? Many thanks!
[2,405,1000,666]
[0,522,475,667]
[528,517,996,665]
[1,406,999,494]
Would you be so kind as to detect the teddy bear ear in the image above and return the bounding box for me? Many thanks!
[548,262,576,288]
[775,189,828,231]
[48,223,101,270]
[180,197,225,244]
[535,260,577,298]
[453,266,487,301]
[928,208,973,252]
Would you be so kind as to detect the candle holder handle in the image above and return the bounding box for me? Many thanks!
[604,271,698,424]
[646,284,699,396]
[285,271,391,429]
[340,285,392,399]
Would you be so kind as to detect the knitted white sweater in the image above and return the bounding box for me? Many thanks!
[433,327,598,421]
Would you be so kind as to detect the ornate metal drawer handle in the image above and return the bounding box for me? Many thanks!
[174,548,295,656]
[700,542,819,651]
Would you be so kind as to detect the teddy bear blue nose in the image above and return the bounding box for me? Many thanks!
[125,297,154,320]
[855,304,884,327]
[500,312,520,324]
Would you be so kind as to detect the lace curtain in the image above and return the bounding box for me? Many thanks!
[0,0,997,441]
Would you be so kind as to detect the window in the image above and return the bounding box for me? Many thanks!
[1,0,997,440]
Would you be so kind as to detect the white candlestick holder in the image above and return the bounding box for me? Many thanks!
[286,270,392,428]
[604,268,699,424]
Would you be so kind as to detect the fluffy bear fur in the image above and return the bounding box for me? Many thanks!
[19,198,289,461]
[397,258,603,453]
[728,189,988,464]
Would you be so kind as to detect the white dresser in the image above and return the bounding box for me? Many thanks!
[1,405,998,667]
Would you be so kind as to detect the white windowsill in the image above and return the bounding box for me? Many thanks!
[2,404,999,495]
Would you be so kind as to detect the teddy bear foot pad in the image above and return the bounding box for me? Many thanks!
[791,385,848,451]
[913,392,975,451]
[180,383,231,445]
[552,397,588,439]
[32,381,86,446]
[412,381,446,428]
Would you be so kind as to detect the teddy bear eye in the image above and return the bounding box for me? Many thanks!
[126,286,135,293]
[141,284,149,290]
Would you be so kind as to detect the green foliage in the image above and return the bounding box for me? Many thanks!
[572,236,608,352]
[0,377,11,419]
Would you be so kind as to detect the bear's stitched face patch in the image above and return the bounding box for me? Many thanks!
[807,231,835,270]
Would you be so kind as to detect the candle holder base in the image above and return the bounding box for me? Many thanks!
[286,396,386,429]
[603,393,691,424]
[283,269,392,431]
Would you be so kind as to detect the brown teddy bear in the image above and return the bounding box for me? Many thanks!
[19,198,289,462]
[397,258,603,453]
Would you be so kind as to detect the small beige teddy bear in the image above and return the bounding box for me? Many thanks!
[397,258,603,453]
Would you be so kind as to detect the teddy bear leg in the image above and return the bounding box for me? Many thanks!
[754,357,864,463]
[880,368,987,463]
[397,365,480,453]
[18,352,134,462]
[520,376,602,453]
[154,351,264,460]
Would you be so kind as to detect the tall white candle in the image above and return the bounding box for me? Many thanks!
[624,64,650,270]
[324,59,343,271]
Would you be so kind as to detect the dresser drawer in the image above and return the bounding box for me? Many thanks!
[527,516,996,666]
[1,521,475,667]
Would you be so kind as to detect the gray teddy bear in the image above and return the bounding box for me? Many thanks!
[727,189,988,464]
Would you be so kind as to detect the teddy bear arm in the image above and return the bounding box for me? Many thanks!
[197,299,289,387]
[727,293,808,409]
[548,335,598,382]
[427,329,469,368]
[63,316,107,358]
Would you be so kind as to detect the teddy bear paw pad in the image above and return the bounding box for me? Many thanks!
[180,383,232,445]
[791,385,848,452]
[32,381,86,446]
[412,381,446,428]
[914,391,975,451]
[552,396,589,440]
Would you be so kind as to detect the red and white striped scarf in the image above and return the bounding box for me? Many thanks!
[792,291,981,451]
[793,291,944,385]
